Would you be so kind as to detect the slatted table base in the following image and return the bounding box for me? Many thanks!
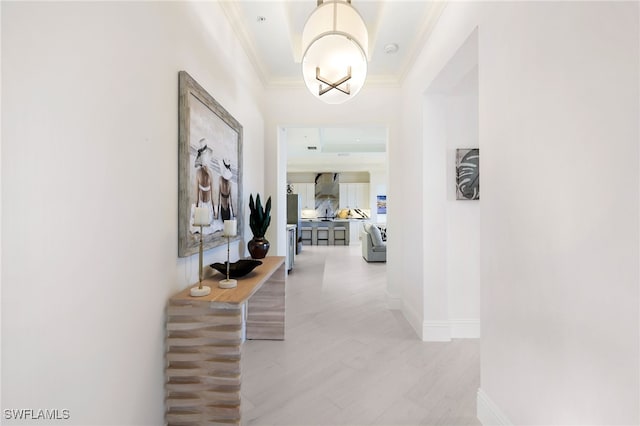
[166,303,243,425]
[165,257,286,426]
[246,262,286,340]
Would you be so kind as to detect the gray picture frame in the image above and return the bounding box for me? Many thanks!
[178,71,243,257]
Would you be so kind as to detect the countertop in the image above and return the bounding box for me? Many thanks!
[301,218,369,222]
[170,256,286,305]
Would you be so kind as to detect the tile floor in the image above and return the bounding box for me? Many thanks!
[241,244,480,426]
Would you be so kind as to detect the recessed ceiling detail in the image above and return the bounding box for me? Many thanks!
[219,1,447,88]
[286,126,387,172]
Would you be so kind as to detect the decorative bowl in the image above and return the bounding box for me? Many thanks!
[210,259,262,278]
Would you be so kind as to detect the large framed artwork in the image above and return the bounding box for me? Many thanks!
[178,71,243,257]
[456,148,479,200]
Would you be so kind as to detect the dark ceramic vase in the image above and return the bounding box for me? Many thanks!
[248,237,270,259]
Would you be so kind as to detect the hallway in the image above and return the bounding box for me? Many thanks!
[242,245,480,425]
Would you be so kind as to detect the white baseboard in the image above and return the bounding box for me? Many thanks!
[423,320,452,341]
[423,319,480,341]
[450,318,480,338]
[477,389,512,426]
[395,299,480,341]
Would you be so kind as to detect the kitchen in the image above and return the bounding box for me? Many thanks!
[283,126,388,263]
[287,171,373,248]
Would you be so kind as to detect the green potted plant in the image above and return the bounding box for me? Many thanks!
[248,193,271,259]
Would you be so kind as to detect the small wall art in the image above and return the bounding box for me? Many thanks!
[178,71,243,257]
[376,195,387,214]
[456,148,479,200]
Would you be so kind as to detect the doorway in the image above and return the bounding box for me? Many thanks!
[421,29,480,341]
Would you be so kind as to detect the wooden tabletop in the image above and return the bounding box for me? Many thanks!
[171,256,285,305]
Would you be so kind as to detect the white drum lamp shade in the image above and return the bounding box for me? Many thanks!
[301,0,368,104]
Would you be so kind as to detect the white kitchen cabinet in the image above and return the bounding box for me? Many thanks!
[339,183,370,209]
[356,183,369,210]
[348,184,357,207]
[291,183,316,209]
[339,183,354,208]
[339,184,348,209]
[303,183,316,209]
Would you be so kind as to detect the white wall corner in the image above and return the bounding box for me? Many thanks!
[450,318,480,338]
[477,389,513,426]
[401,301,425,340]
[423,320,452,342]
[386,291,403,310]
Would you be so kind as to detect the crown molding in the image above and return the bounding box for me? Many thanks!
[218,0,270,86]
[398,1,448,84]
[219,1,441,92]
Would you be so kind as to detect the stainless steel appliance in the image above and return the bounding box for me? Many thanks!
[287,194,302,254]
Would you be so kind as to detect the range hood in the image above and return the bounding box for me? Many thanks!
[314,173,339,217]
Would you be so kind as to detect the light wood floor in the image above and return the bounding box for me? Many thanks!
[241,244,480,426]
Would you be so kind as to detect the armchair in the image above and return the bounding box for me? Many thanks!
[361,224,386,262]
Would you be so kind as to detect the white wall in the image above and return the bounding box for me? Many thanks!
[420,94,449,339]
[2,2,265,424]
[335,172,370,183]
[419,63,481,340]
[445,66,482,337]
[287,172,316,183]
[402,1,639,424]
[444,67,480,337]
[0,1,4,406]
[480,3,638,423]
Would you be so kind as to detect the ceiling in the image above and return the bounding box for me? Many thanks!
[220,0,445,171]
[284,125,388,172]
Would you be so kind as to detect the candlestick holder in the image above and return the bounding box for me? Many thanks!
[219,219,238,289]
[190,224,211,297]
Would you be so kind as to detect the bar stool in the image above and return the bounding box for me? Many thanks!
[301,227,313,245]
[316,227,329,245]
[333,227,347,245]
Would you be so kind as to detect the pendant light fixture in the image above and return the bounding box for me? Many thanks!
[301,0,368,104]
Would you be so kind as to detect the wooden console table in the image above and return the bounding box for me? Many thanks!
[165,256,286,425]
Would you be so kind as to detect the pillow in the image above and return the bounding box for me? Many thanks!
[368,224,384,247]
[377,226,387,242]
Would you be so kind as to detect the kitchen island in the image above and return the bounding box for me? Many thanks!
[300,219,368,245]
